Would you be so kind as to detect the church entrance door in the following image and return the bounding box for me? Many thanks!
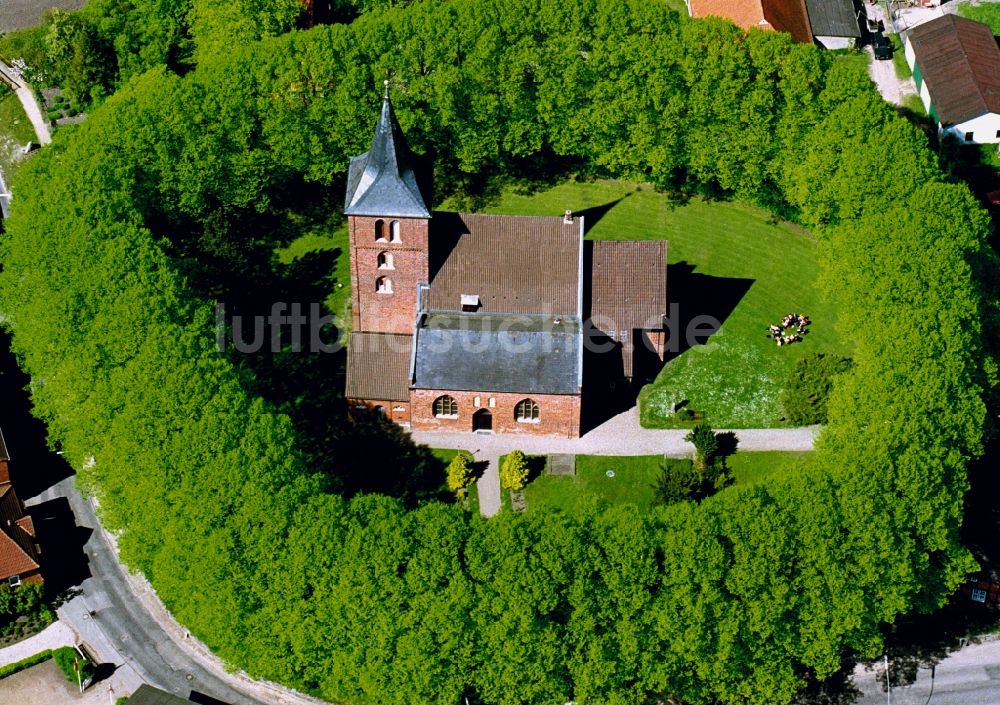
[473,408,493,432]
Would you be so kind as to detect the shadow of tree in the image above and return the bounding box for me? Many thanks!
[0,331,75,499]
[138,179,455,507]
[28,497,93,598]
[792,662,862,705]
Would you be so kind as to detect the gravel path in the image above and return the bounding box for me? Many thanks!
[475,452,502,517]
[1,60,52,146]
[412,406,819,460]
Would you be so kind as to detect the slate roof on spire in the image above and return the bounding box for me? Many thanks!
[344,88,431,218]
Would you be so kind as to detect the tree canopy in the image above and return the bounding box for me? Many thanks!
[0,0,995,703]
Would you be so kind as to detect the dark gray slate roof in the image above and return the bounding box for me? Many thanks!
[412,320,581,395]
[344,88,430,218]
[804,0,860,37]
[126,685,193,705]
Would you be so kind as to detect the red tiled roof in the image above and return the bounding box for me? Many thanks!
[689,0,813,43]
[590,240,668,378]
[16,515,35,539]
[346,333,413,402]
[907,15,1000,125]
[0,476,42,582]
[428,213,582,317]
[0,530,38,580]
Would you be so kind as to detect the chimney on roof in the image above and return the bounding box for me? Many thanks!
[563,209,573,224]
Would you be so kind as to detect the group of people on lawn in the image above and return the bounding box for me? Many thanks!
[768,313,810,346]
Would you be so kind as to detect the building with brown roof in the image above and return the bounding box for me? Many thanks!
[0,427,43,587]
[685,0,814,44]
[684,0,864,49]
[904,15,1000,145]
[344,88,668,437]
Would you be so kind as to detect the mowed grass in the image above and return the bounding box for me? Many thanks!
[470,179,847,427]
[524,454,663,512]
[274,220,352,332]
[523,451,815,512]
[727,450,814,487]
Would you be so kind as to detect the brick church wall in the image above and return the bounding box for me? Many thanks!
[349,216,429,335]
[410,389,581,438]
[349,398,412,425]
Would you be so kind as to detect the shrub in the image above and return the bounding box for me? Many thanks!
[0,649,52,679]
[652,459,700,506]
[684,422,718,471]
[52,646,92,684]
[46,109,60,120]
[446,451,474,497]
[500,450,529,491]
[781,354,853,425]
[0,582,51,634]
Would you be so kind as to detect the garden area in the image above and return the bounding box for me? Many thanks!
[459,179,849,428]
[521,450,814,513]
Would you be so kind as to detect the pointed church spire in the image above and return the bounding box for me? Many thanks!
[344,84,431,218]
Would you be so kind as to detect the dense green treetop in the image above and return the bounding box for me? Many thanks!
[0,0,996,703]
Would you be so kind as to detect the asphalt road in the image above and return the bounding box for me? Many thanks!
[28,478,264,705]
[853,639,1000,705]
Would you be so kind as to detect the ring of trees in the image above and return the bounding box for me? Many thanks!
[0,1,994,704]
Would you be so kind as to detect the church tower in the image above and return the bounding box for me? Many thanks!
[344,83,431,335]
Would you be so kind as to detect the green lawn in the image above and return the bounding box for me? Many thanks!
[274,220,352,333]
[523,451,815,512]
[958,1,1000,35]
[901,93,927,118]
[463,179,847,428]
[890,35,912,80]
[524,454,663,512]
[727,450,814,487]
[0,91,36,179]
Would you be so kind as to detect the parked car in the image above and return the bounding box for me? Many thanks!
[873,31,893,60]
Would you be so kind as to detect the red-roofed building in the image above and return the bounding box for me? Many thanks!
[0,427,43,587]
[685,0,814,44]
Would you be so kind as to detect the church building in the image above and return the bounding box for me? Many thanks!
[345,87,668,438]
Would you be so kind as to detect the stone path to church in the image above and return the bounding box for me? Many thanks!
[410,406,820,517]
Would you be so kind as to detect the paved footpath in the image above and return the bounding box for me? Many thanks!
[1,59,52,145]
[0,621,75,666]
[412,406,819,459]
[475,453,502,517]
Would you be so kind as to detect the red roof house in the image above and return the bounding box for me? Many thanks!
[0,427,42,587]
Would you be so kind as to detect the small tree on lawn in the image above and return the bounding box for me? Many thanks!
[652,459,701,506]
[685,422,718,472]
[500,450,530,491]
[446,451,474,498]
